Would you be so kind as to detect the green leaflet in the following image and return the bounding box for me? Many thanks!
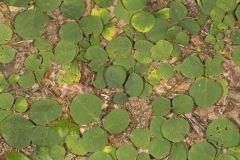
[116,144,138,160]
[206,118,240,148]
[188,142,216,160]
[161,118,190,142]
[30,99,62,125]
[0,45,16,64]
[103,109,130,134]
[189,77,222,107]
[70,94,102,125]
[0,24,12,44]
[0,115,35,149]
[14,10,49,40]
[124,73,144,97]
[131,11,155,33]
[31,126,61,147]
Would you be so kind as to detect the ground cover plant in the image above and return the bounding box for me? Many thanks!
[0,0,240,159]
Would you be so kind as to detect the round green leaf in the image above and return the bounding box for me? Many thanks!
[149,137,171,159]
[130,128,150,148]
[170,1,187,21]
[114,0,135,23]
[139,82,153,98]
[172,94,194,114]
[70,94,102,125]
[104,65,126,88]
[0,110,11,123]
[24,54,41,71]
[231,29,240,44]
[102,23,117,41]
[116,144,138,160]
[174,48,186,59]
[151,40,173,61]
[145,18,170,42]
[0,115,35,149]
[178,55,204,78]
[144,68,161,85]
[66,134,87,156]
[0,24,12,44]
[151,96,171,116]
[30,99,62,125]
[89,151,112,160]
[0,45,15,64]
[59,22,83,43]
[18,72,35,89]
[217,79,228,97]
[106,36,132,62]
[133,62,150,75]
[113,54,134,70]
[217,154,237,160]
[90,36,101,45]
[0,93,14,110]
[93,68,107,89]
[82,127,108,152]
[94,0,112,7]
[50,118,79,139]
[34,37,52,52]
[210,7,225,23]
[50,145,66,160]
[54,41,77,65]
[85,45,108,71]
[176,32,189,46]
[61,0,85,19]
[36,0,62,12]
[79,16,103,37]
[206,118,240,148]
[205,34,216,44]
[3,0,31,7]
[188,142,216,160]
[150,116,165,138]
[189,77,222,107]
[13,96,28,113]
[216,0,237,12]
[161,118,189,142]
[205,55,225,77]
[134,40,153,64]
[31,126,60,147]
[155,8,170,19]
[233,47,240,66]
[91,8,111,24]
[137,153,150,160]
[166,26,182,41]
[235,5,240,20]
[224,13,236,28]
[14,10,49,40]
[125,73,144,97]
[122,0,147,11]
[6,152,30,160]
[179,18,200,35]
[103,109,130,134]
[103,146,117,159]
[156,63,174,80]
[197,0,216,15]
[131,11,155,33]
[112,92,128,104]
[0,72,9,91]
[169,142,188,160]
